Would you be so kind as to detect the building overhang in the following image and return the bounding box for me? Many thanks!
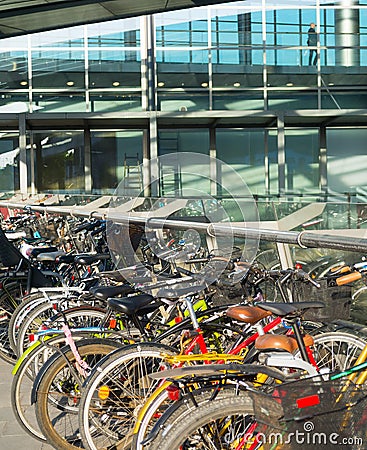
[0,110,367,130]
[0,0,237,39]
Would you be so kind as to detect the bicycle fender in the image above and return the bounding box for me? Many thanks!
[11,340,42,375]
[31,347,64,404]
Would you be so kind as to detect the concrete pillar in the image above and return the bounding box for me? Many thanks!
[335,1,360,66]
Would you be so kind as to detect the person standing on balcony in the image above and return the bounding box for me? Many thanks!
[307,22,318,65]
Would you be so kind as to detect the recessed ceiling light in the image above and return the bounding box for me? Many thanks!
[233,82,241,87]
[20,81,28,86]
[66,81,74,86]
[201,82,208,88]
[112,81,120,87]
[286,82,293,87]
[158,81,165,87]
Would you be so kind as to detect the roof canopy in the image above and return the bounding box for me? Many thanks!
[0,0,236,39]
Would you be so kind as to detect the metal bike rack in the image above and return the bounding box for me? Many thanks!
[1,198,367,254]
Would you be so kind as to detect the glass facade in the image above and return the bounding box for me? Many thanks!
[0,1,367,197]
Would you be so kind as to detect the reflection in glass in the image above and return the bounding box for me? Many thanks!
[32,50,85,89]
[88,50,141,88]
[216,129,265,195]
[90,93,141,112]
[91,130,143,194]
[0,132,20,192]
[213,92,264,110]
[158,93,208,111]
[32,94,86,113]
[285,129,319,192]
[0,51,28,89]
[34,131,85,193]
[268,91,318,109]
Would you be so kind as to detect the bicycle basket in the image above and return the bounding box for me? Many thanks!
[257,377,367,450]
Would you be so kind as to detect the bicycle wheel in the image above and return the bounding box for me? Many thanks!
[34,338,123,450]
[0,280,28,363]
[8,290,67,353]
[11,333,86,442]
[150,391,258,450]
[300,331,366,372]
[16,303,106,356]
[132,382,256,450]
[78,342,177,450]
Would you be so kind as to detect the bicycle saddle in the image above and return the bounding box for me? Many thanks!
[90,284,135,300]
[255,333,314,353]
[57,254,76,264]
[226,305,271,324]
[107,294,157,315]
[36,251,66,262]
[74,253,111,265]
[255,301,325,317]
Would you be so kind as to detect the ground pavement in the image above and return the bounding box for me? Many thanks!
[0,357,53,450]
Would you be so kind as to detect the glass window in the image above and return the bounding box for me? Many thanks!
[91,130,143,194]
[0,131,20,193]
[285,128,319,193]
[33,131,85,193]
[321,91,367,109]
[31,27,84,47]
[157,49,208,89]
[87,18,141,47]
[213,91,264,110]
[216,129,265,195]
[158,130,209,195]
[267,73,317,88]
[88,49,141,88]
[32,94,86,113]
[156,19,208,47]
[268,130,278,194]
[90,93,141,112]
[0,94,30,112]
[0,51,28,89]
[327,128,367,193]
[213,70,263,88]
[32,50,85,89]
[158,93,209,112]
[268,91,318,109]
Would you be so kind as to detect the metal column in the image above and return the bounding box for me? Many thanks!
[335,1,360,66]
[19,113,27,195]
[277,113,285,194]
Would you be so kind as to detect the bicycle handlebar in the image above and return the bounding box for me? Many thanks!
[336,271,362,286]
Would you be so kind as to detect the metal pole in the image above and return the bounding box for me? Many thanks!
[2,201,367,253]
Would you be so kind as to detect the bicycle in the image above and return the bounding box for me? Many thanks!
[77,265,364,450]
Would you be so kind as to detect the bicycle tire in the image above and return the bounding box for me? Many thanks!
[150,391,257,450]
[8,290,64,353]
[16,303,106,357]
[11,333,86,442]
[35,338,123,450]
[132,382,255,450]
[78,342,177,450]
[0,280,28,363]
[299,331,366,372]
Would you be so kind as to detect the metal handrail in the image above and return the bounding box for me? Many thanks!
[1,200,367,253]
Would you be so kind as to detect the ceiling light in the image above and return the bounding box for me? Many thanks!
[157,81,165,87]
[286,82,293,87]
[233,82,241,87]
[328,82,334,86]
[66,81,74,86]
[201,82,208,88]
[20,81,28,86]
[112,81,120,87]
